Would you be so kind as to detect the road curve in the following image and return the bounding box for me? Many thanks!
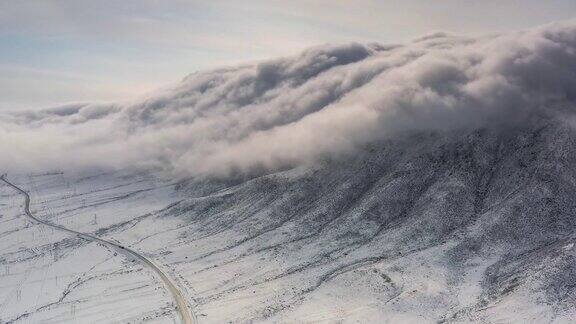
[1,175,196,324]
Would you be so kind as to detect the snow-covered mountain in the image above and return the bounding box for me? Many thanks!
[3,21,576,323]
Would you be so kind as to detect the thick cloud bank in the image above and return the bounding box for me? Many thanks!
[3,21,576,176]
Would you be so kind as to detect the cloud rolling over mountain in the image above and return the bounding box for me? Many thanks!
[3,21,576,176]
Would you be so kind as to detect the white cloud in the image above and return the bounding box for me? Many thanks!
[3,21,576,177]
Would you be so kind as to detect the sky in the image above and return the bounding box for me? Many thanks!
[1,0,576,110]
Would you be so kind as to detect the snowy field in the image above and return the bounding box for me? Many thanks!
[0,171,182,323]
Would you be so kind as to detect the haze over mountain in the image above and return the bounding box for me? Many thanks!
[3,21,576,177]
[2,20,576,323]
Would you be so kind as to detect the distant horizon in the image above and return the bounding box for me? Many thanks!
[1,0,576,111]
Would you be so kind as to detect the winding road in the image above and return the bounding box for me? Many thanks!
[0,174,196,324]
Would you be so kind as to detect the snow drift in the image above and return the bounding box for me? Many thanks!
[3,21,576,176]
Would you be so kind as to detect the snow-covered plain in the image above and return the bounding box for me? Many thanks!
[0,171,183,323]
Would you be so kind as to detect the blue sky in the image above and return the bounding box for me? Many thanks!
[2,0,576,110]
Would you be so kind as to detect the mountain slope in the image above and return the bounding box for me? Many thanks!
[160,112,576,322]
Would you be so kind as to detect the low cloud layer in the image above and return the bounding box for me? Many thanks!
[3,21,576,177]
